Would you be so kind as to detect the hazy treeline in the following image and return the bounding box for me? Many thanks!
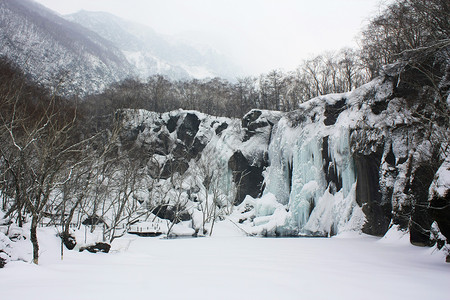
[84,47,369,118]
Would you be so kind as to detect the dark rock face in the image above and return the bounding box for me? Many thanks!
[391,65,426,100]
[153,132,171,155]
[385,145,396,166]
[79,242,111,253]
[166,115,179,133]
[324,98,346,126]
[322,136,342,193]
[410,165,437,246]
[371,100,389,115]
[177,113,201,146]
[170,134,206,162]
[430,190,450,243]
[228,150,265,205]
[124,126,144,142]
[190,136,207,159]
[160,159,189,179]
[247,120,270,132]
[354,148,392,236]
[215,122,228,135]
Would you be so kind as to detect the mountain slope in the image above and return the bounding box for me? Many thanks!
[65,10,242,80]
[0,0,134,95]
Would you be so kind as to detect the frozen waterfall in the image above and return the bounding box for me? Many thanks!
[261,105,363,236]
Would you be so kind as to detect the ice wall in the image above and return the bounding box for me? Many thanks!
[262,103,362,236]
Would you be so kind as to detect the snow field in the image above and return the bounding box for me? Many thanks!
[0,222,448,300]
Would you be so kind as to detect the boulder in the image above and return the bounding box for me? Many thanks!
[79,242,111,253]
[61,232,76,250]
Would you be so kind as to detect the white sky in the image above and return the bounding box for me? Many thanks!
[34,0,382,75]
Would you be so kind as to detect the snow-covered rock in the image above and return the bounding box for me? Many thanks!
[118,71,449,243]
[428,156,450,245]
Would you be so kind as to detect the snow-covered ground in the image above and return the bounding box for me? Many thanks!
[1,221,448,300]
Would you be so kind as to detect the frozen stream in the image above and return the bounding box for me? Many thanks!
[1,222,449,300]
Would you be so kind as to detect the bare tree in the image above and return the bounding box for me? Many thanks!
[1,86,87,264]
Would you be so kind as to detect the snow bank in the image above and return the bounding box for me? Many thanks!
[1,228,449,300]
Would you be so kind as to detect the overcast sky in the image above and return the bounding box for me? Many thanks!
[35,0,383,75]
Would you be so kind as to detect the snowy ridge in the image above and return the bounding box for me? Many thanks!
[0,0,133,95]
[0,1,242,96]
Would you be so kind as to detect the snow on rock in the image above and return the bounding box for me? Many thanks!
[379,225,411,245]
[428,156,450,246]
[255,193,284,217]
[252,74,446,239]
[117,71,448,242]
[429,156,450,199]
[0,222,33,265]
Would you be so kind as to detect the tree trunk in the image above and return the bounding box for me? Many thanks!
[209,202,217,236]
[18,206,23,228]
[30,214,39,265]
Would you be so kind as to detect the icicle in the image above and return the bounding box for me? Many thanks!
[288,135,325,229]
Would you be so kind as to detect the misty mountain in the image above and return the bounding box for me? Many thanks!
[0,0,133,95]
[65,10,242,81]
[0,0,241,96]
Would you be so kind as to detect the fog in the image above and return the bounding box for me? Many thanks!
[35,0,382,75]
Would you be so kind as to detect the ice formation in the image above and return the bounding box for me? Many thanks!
[259,95,363,236]
[116,73,448,240]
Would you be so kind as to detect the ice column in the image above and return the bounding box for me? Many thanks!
[263,120,292,205]
[288,135,325,229]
